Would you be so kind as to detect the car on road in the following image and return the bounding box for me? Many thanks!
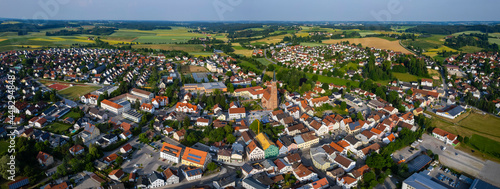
[418,139,423,142]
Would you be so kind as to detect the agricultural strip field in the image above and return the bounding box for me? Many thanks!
[132,44,204,52]
[323,37,413,54]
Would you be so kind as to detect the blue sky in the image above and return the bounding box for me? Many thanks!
[0,0,498,21]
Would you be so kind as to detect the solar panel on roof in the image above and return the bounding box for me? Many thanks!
[187,157,201,162]
[188,153,202,159]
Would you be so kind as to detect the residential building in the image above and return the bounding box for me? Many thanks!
[163,168,179,185]
[109,169,125,181]
[160,142,183,163]
[36,151,54,167]
[183,167,203,181]
[181,147,212,169]
[246,140,265,161]
[255,133,279,159]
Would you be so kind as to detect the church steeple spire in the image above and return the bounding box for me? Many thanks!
[273,70,276,82]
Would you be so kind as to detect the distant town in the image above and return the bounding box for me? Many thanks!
[1,20,500,189]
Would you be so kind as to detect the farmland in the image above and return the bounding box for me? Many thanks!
[323,37,413,54]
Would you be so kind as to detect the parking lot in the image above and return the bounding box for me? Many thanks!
[426,165,471,189]
[121,144,167,175]
[417,134,500,187]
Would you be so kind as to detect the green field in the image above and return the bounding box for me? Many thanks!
[465,134,500,160]
[58,85,101,101]
[0,140,9,154]
[300,42,325,47]
[459,46,483,53]
[61,110,82,120]
[0,26,228,52]
[393,72,424,82]
[429,110,500,144]
[305,73,359,87]
[256,58,273,66]
[489,38,500,48]
[45,122,73,134]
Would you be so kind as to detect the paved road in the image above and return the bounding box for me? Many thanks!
[157,166,233,189]
[418,134,500,187]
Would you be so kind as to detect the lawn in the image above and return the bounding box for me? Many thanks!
[61,110,82,120]
[58,85,101,101]
[45,122,73,134]
[393,72,424,82]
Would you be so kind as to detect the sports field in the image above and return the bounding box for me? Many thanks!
[48,83,70,90]
[323,37,413,54]
[58,85,101,100]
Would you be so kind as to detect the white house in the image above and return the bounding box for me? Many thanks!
[160,142,183,163]
[148,171,165,188]
[228,108,246,120]
[183,167,203,181]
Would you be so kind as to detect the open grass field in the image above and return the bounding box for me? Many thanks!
[300,42,325,47]
[180,65,208,74]
[323,37,413,54]
[251,34,292,44]
[256,58,273,66]
[305,73,359,87]
[451,31,484,36]
[465,134,500,161]
[489,38,500,48]
[233,48,254,57]
[391,26,415,31]
[339,62,359,72]
[393,72,426,82]
[132,44,204,52]
[460,46,483,53]
[189,52,216,57]
[45,122,73,134]
[58,85,101,100]
[428,109,500,143]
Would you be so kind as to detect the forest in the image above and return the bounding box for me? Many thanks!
[46,27,117,36]
[444,33,499,51]
[406,24,500,35]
